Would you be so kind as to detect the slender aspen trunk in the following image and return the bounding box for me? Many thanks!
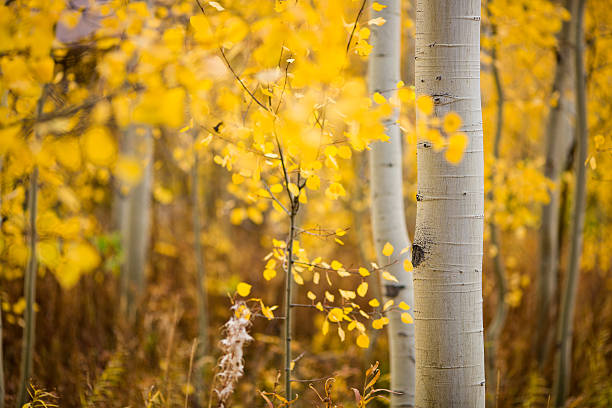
[368,1,416,406]
[0,295,3,408]
[277,144,298,401]
[0,95,6,408]
[536,0,576,366]
[552,0,586,405]
[413,1,485,406]
[119,126,153,321]
[0,94,5,408]
[16,167,38,408]
[16,90,46,408]
[0,159,4,408]
[484,11,508,405]
[191,135,209,402]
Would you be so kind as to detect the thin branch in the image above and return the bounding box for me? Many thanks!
[345,0,367,54]
[194,0,270,112]
[0,84,141,130]
[261,181,290,216]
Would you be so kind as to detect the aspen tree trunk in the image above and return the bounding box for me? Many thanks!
[536,0,577,366]
[16,89,46,408]
[191,134,209,402]
[16,168,38,408]
[368,1,415,406]
[0,295,3,408]
[0,161,4,408]
[413,1,485,406]
[118,126,153,321]
[0,92,6,408]
[552,0,586,405]
[484,14,508,404]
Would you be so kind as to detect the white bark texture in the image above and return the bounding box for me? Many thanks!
[413,1,485,406]
[118,126,153,321]
[368,1,415,406]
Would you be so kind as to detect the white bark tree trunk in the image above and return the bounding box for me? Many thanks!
[368,1,416,406]
[118,126,153,321]
[552,0,586,405]
[536,0,576,365]
[191,133,209,402]
[413,0,485,406]
[15,89,46,408]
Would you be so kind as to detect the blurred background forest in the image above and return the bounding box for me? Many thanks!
[1,0,611,407]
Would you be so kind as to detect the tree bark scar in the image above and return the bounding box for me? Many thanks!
[412,244,425,267]
[384,284,405,298]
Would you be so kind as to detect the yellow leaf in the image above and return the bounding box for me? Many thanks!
[114,156,143,186]
[373,92,386,105]
[383,299,394,311]
[372,1,387,11]
[358,27,371,40]
[427,128,445,151]
[37,240,60,268]
[443,112,462,133]
[381,271,398,282]
[322,319,329,335]
[401,312,414,324]
[372,317,389,329]
[66,242,101,273]
[382,242,394,256]
[328,308,344,323]
[182,383,195,396]
[325,182,346,200]
[154,242,178,257]
[416,95,434,115]
[369,298,380,307]
[398,87,415,102]
[288,183,299,196]
[403,259,414,272]
[338,326,345,342]
[263,268,276,280]
[368,17,386,26]
[357,282,368,297]
[307,291,316,300]
[190,14,213,42]
[270,183,283,193]
[356,333,370,348]
[299,192,308,204]
[306,175,320,191]
[359,267,370,277]
[398,301,411,310]
[339,289,356,300]
[331,260,343,270]
[338,145,352,159]
[274,0,288,12]
[293,271,304,285]
[83,127,116,166]
[445,132,469,164]
[236,282,252,297]
[153,186,173,204]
